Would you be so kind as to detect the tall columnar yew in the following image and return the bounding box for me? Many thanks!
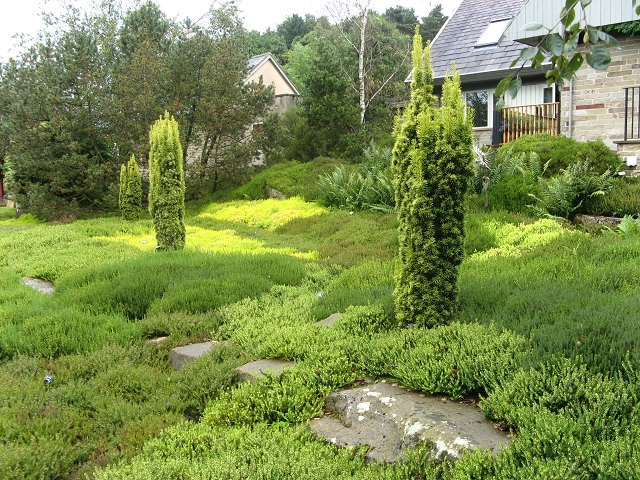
[119,154,142,220]
[148,112,186,250]
[392,28,474,328]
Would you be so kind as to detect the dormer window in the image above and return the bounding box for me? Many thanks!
[476,19,511,47]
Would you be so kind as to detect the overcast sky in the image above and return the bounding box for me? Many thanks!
[0,0,462,61]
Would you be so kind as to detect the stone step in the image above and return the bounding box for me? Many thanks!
[169,341,218,370]
[21,277,55,295]
[314,313,341,327]
[235,359,295,384]
[310,381,510,464]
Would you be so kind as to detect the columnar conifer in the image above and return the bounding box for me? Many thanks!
[148,112,185,250]
[392,28,474,327]
[119,154,142,220]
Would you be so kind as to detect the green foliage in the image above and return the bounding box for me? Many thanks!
[419,4,448,43]
[233,157,342,201]
[496,134,621,177]
[392,30,474,327]
[496,2,623,100]
[0,345,183,479]
[175,343,246,419]
[584,176,640,216]
[148,112,186,250]
[95,422,389,479]
[615,214,640,235]
[119,155,143,220]
[56,251,307,320]
[285,33,361,160]
[318,165,395,212]
[529,160,615,220]
[393,323,529,399]
[460,224,640,374]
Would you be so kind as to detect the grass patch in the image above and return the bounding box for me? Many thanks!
[3,197,640,478]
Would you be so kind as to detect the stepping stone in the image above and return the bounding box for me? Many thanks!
[146,336,169,345]
[21,277,55,294]
[310,382,509,464]
[314,313,341,327]
[169,341,217,370]
[235,359,295,384]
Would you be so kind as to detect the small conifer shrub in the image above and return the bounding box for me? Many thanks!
[148,112,186,250]
[119,155,142,220]
[392,28,474,327]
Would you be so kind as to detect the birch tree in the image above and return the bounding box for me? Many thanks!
[325,0,410,124]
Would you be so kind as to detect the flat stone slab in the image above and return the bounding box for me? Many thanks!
[21,277,56,294]
[314,313,342,327]
[235,359,295,383]
[310,382,509,463]
[169,341,217,370]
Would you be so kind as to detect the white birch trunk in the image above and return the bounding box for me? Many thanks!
[359,5,368,124]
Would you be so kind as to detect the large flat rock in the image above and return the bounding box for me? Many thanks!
[310,382,509,463]
[314,313,342,327]
[235,359,295,383]
[169,341,217,370]
[21,277,55,294]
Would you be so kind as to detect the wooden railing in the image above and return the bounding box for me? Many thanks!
[500,102,560,144]
[623,86,640,141]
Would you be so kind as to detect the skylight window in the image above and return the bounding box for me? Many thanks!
[476,19,511,46]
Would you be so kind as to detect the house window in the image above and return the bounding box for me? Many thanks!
[543,87,554,104]
[476,19,511,47]
[464,91,490,128]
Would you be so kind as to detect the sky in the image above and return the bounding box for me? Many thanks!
[0,0,463,62]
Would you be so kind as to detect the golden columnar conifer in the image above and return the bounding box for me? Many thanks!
[119,154,142,220]
[148,112,185,250]
[392,27,474,327]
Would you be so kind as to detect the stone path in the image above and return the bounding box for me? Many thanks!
[21,277,56,294]
[310,381,509,463]
[167,337,509,464]
[168,341,295,381]
[235,359,296,383]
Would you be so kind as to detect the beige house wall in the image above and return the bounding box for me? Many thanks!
[246,61,297,97]
[560,36,640,151]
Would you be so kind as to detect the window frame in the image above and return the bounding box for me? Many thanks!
[476,19,511,47]
[463,90,493,129]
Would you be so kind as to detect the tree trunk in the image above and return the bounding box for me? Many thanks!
[359,5,368,124]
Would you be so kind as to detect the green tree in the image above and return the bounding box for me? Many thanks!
[392,29,474,328]
[384,6,419,37]
[245,28,288,64]
[285,30,360,160]
[1,4,120,220]
[277,14,317,49]
[420,4,447,43]
[119,154,142,220]
[148,112,185,250]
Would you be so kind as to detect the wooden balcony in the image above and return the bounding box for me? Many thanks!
[499,102,560,144]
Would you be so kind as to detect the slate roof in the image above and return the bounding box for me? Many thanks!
[428,0,536,85]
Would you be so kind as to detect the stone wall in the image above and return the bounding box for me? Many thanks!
[473,127,493,147]
[560,36,640,151]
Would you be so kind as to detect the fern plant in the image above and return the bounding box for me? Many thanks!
[529,161,614,220]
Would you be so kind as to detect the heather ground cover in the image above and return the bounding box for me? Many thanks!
[1,196,639,479]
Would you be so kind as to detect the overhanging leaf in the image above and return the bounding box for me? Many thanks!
[522,22,544,31]
[597,30,621,49]
[495,77,511,97]
[546,33,564,56]
[585,45,611,70]
[508,77,522,99]
[563,33,579,55]
[521,47,539,61]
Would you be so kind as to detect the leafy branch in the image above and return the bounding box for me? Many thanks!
[495,0,624,108]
